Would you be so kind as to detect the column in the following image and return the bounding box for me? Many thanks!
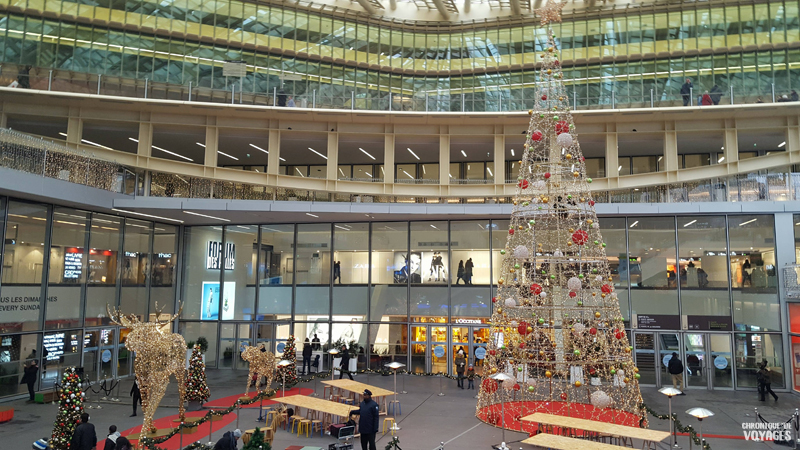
[136,116,152,157]
[384,132,395,184]
[773,212,795,390]
[66,117,81,146]
[327,130,339,180]
[494,132,505,184]
[204,118,218,168]
[723,118,738,166]
[267,129,280,175]
[663,121,679,172]
[605,123,619,178]
[439,129,450,184]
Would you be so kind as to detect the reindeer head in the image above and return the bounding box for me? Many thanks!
[107,302,182,353]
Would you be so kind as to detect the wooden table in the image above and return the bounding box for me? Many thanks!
[522,433,631,449]
[278,394,358,419]
[520,413,670,449]
[321,379,395,414]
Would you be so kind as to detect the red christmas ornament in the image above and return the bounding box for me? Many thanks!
[568,291,577,298]
[616,332,624,340]
[518,179,529,189]
[518,342,525,349]
[530,283,542,295]
[541,95,548,101]
[492,297,498,303]
[560,392,568,400]
[513,383,521,391]
[601,284,612,294]
[489,349,496,356]
[518,321,530,335]
[555,121,569,135]
[571,229,589,245]
[589,327,597,335]
[544,172,551,179]
[589,368,596,375]
[581,156,585,162]
[554,60,560,67]
[482,378,499,394]
[509,229,515,235]
[531,131,543,141]
[588,200,595,206]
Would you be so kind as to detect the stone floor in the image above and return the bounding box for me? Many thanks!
[1,369,797,449]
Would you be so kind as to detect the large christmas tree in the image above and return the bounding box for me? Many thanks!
[277,335,297,388]
[50,367,85,450]
[476,0,646,430]
[185,344,210,403]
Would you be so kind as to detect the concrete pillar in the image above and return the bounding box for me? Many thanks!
[664,122,679,172]
[0,112,7,129]
[605,123,619,178]
[327,131,339,180]
[136,120,152,158]
[267,129,280,175]
[439,131,450,184]
[723,118,738,165]
[384,133,394,183]
[494,132,505,184]
[66,116,81,145]
[204,118,218,168]
[787,116,800,157]
[773,212,795,390]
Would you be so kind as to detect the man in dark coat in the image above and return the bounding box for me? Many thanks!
[667,352,686,395]
[302,338,312,375]
[757,360,778,401]
[680,78,693,106]
[354,389,380,450]
[339,346,354,380]
[710,85,722,105]
[130,378,142,417]
[103,425,120,450]
[212,429,241,450]
[21,360,38,401]
[70,413,97,450]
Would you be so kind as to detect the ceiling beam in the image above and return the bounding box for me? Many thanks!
[431,0,451,19]
[509,0,522,15]
[355,0,378,15]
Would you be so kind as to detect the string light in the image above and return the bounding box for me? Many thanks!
[535,0,568,26]
[475,20,647,431]
[241,343,276,396]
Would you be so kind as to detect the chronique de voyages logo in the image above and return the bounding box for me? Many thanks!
[742,422,793,441]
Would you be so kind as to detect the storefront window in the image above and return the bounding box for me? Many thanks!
[150,224,178,315]
[410,221,447,316]
[599,217,629,322]
[295,224,331,317]
[451,220,491,318]
[628,216,679,327]
[0,333,40,397]
[41,330,81,388]
[85,214,122,326]
[333,223,368,321]
[678,216,731,328]
[181,226,222,321]
[2,201,46,333]
[729,215,779,331]
[491,219,510,284]
[734,333,784,389]
[790,333,800,393]
[179,321,219,368]
[371,222,408,321]
[46,207,89,330]
[222,225,257,320]
[369,323,407,370]
[120,219,151,318]
[257,225,293,318]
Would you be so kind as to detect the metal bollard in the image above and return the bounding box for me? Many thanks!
[772,83,776,103]
[611,91,615,109]
[351,91,355,110]
[689,87,693,106]
[573,90,577,110]
[425,93,429,112]
[461,93,465,112]
[730,85,734,104]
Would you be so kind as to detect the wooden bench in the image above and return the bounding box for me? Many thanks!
[520,412,670,449]
[523,433,631,449]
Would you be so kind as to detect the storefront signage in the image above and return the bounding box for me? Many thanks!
[455,319,483,324]
[686,315,732,331]
[43,333,65,361]
[475,347,487,360]
[101,349,112,363]
[433,346,445,358]
[124,252,138,258]
[157,253,173,258]
[206,241,235,270]
[634,314,680,330]
[713,355,728,370]
[277,342,286,353]
[63,250,83,279]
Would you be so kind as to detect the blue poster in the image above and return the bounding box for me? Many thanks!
[201,282,220,320]
[475,347,487,360]
[433,346,445,358]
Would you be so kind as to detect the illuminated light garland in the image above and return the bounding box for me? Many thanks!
[241,343,276,396]
[107,303,187,434]
[475,13,648,432]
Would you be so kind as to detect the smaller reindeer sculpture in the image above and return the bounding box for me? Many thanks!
[241,343,276,396]
[107,303,186,434]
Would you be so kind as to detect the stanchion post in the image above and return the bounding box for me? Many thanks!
[401,369,407,394]
[208,412,214,445]
[438,372,445,397]
[179,422,183,449]
[236,400,240,429]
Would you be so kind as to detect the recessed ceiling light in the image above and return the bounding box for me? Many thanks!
[308,147,328,160]
[629,220,639,228]
[510,149,515,156]
[111,209,185,223]
[152,145,193,162]
[359,148,376,160]
[407,148,420,160]
[196,142,206,147]
[184,211,230,222]
[779,141,786,148]
[249,143,268,154]
[218,151,239,160]
[306,213,319,218]
[718,156,725,163]
[461,150,467,158]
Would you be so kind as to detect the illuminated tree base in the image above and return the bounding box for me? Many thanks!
[477,400,641,433]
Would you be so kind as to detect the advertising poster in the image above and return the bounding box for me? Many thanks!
[201,281,236,320]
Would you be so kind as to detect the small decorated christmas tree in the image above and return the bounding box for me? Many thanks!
[242,427,271,450]
[185,344,210,403]
[50,367,84,450]
[277,335,298,387]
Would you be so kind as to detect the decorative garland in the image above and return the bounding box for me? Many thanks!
[384,436,401,450]
[641,403,710,450]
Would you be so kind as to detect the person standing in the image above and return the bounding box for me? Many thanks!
[213,429,242,450]
[70,413,97,450]
[667,352,686,395]
[701,91,712,106]
[455,351,466,389]
[339,346,354,380]
[680,78,693,106]
[103,425,120,450]
[130,378,142,417]
[456,260,465,285]
[334,261,341,284]
[465,258,474,285]
[114,436,133,450]
[710,85,722,105]
[21,359,38,402]
[466,365,476,389]
[302,338,312,375]
[757,360,778,401]
[354,389,380,450]
[286,96,296,107]
[312,333,321,350]
[18,65,31,89]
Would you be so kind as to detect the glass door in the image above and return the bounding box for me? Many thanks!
[431,326,448,374]
[236,324,252,370]
[634,332,657,385]
[452,326,468,374]
[82,328,116,381]
[220,323,252,369]
[256,323,275,352]
[410,326,427,374]
[471,327,489,376]
[658,332,680,387]
[709,334,733,389]
[684,333,707,388]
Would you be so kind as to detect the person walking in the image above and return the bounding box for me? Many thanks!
[456,260,465,285]
[114,436,133,450]
[354,389,380,450]
[130,378,142,417]
[21,359,38,402]
[70,413,97,450]
[334,261,341,284]
[339,346,354,380]
[103,425,120,450]
[680,78,693,106]
[455,351,466,389]
[302,338,312,375]
[213,429,242,450]
[757,360,778,401]
[465,258,474,285]
[667,352,686,395]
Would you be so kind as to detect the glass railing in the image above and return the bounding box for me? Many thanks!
[4,64,797,112]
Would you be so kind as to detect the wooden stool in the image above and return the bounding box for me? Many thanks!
[323,386,333,399]
[311,419,324,437]
[266,410,278,427]
[382,417,396,435]
[290,415,303,433]
[388,400,401,415]
[297,419,312,437]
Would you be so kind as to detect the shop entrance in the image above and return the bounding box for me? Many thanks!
[82,328,116,381]
[634,331,733,390]
[219,323,251,369]
[410,324,489,375]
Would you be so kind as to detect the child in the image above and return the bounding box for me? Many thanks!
[467,365,477,389]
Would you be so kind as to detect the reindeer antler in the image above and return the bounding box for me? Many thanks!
[106,303,133,328]
[169,302,183,323]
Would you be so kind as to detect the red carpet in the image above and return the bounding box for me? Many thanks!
[477,401,642,434]
[203,387,314,409]
[118,410,237,450]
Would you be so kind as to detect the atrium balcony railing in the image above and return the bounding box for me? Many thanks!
[4,65,797,112]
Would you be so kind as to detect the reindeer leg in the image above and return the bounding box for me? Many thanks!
[175,366,186,422]
[245,367,254,396]
[143,378,167,434]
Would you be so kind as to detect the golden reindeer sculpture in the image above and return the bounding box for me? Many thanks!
[107,303,187,434]
[241,343,276,396]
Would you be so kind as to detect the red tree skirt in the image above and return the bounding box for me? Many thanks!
[477,401,642,435]
[203,387,314,409]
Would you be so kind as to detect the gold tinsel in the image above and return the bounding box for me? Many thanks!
[241,343,277,396]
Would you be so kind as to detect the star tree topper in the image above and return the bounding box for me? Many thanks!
[536,0,567,25]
